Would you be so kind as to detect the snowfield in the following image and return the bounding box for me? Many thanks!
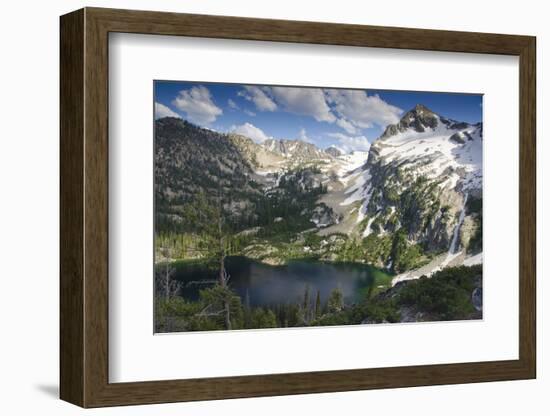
[376,115,482,192]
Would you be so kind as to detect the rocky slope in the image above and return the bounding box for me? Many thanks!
[264,138,331,162]
[155,118,341,238]
[226,133,285,171]
[155,118,265,234]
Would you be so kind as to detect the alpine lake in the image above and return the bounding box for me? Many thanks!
[169,256,394,307]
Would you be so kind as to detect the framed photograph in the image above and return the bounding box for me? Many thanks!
[60,7,536,407]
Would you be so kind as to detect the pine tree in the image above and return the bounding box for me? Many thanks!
[303,284,311,323]
[244,289,251,328]
[315,290,321,318]
[327,287,344,313]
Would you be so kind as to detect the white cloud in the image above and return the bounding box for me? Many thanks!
[327,132,371,153]
[270,87,336,123]
[235,86,401,135]
[230,122,271,143]
[335,118,358,134]
[172,85,223,124]
[228,97,256,116]
[238,86,277,112]
[155,102,180,119]
[326,89,402,130]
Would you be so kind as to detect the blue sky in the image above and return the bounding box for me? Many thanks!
[154,80,482,153]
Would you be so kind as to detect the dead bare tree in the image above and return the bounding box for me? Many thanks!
[217,182,232,330]
[155,258,182,301]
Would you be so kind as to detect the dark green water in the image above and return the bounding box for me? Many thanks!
[170,256,392,307]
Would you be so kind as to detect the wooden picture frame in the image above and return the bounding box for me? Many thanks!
[60,7,536,408]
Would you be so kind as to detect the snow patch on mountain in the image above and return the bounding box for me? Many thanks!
[375,116,482,193]
[341,170,371,206]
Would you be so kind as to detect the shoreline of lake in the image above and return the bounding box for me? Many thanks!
[161,256,393,308]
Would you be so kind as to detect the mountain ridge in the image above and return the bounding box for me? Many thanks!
[348,104,483,273]
[263,137,333,161]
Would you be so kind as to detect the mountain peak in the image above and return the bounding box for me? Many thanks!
[381,104,439,139]
[263,138,328,160]
[325,146,343,157]
[401,104,438,125]
[412,103,434,115]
